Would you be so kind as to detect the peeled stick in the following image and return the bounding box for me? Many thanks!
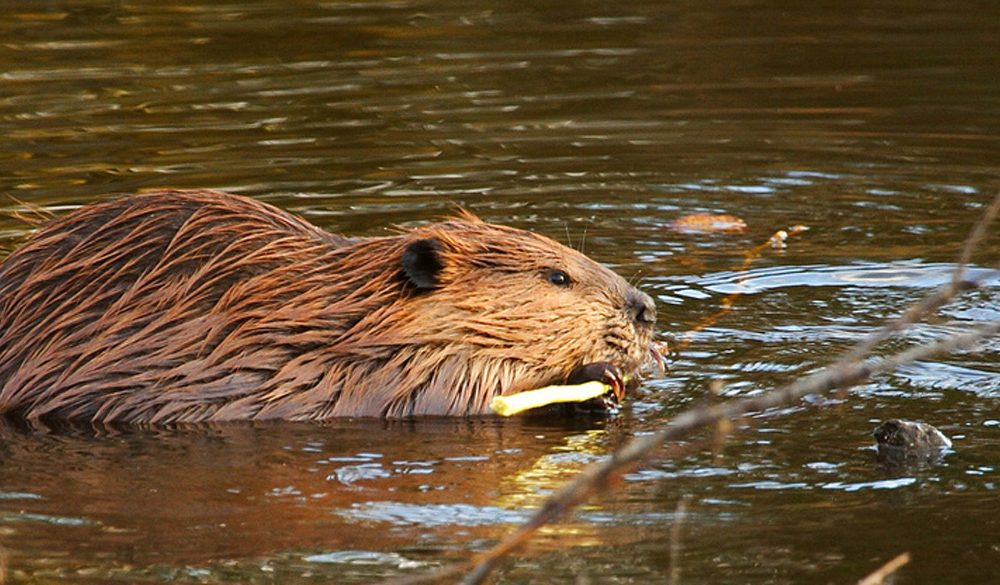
[490,381,611,416]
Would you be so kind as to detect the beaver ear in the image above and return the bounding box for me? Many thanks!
[402,238,445,290]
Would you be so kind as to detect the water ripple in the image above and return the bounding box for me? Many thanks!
[337,502,528,527]
[694,262,999,295]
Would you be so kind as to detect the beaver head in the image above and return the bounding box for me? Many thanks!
[349,214,658,417]
[0,190,657,422]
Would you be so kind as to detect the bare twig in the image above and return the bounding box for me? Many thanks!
[856,552,910,585]
[953,192,1000,286]
[378,196,1000,585]
[678,224,808,350]
[668,495,692,585]
[379,318,999,585]
[839,191,1000,366]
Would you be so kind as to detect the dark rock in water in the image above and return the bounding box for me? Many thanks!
[873,419,952,465]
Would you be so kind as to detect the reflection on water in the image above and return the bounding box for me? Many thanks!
[2,0,1000,583]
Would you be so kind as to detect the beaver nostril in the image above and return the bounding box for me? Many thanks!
[626,290,656,326]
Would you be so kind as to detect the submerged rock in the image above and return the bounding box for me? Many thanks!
[873,419,952,465]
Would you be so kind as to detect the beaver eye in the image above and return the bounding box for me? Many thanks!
[547,269,571,287]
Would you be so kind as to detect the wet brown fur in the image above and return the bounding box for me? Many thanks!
[0,190,655,423]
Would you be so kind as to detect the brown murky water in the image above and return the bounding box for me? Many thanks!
[2,1,1000,583]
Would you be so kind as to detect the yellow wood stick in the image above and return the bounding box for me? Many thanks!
[490,381,611,416]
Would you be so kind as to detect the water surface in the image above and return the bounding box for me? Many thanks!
[1,1,999,583]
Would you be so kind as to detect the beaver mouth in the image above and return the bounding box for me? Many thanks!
[566,361,630,401]
[561,342,667,413]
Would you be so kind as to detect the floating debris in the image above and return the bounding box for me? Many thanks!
[873,419,952,465]
[669,213,748,234]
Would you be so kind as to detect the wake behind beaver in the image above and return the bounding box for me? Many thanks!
[0,190,657,424]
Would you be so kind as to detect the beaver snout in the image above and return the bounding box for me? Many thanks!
[626,289,657,327]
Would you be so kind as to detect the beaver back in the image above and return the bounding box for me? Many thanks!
[0,190,656,423]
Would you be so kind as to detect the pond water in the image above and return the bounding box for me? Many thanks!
[1,1,999,583]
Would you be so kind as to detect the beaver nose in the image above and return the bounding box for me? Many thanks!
[626,290,656,327]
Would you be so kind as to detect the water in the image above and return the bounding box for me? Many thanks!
[1,0,999,583]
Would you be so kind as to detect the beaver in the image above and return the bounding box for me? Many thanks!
[0,190,657,423]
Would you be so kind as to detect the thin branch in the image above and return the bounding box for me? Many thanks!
[380,317,999,585]
[678,225,808,350]
[856,552,910,585]
[953,192,1000,287]
[378,195,1000,585]
[839,191,1000,366]
[457,319,998,585]
[668,495,692,585]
